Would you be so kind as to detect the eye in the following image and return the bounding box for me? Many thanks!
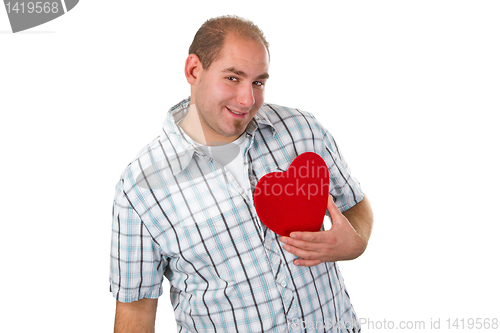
[253,81,264,87]
[227,76,238,82]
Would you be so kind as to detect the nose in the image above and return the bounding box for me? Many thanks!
[236,83,255,109]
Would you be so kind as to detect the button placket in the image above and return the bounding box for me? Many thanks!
[277,272,287,288]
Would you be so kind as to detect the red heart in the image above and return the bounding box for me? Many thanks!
[254,152,330,236]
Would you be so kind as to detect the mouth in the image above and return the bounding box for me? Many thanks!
[226,107,247,117]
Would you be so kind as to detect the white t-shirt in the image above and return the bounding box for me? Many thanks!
[194,134,250,194]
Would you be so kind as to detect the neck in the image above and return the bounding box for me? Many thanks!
[179,104,242,146]
[178,104,208,145]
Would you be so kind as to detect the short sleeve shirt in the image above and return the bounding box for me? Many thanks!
[109,98,364,333]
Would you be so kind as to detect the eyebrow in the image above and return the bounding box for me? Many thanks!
[222,67,269,80]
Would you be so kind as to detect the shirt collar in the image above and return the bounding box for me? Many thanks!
[160,97,275,176]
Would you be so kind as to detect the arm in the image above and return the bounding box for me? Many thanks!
[114,298,158,333]
[342,195,373,247]
[280,195,374,266]
[110,182,166,332]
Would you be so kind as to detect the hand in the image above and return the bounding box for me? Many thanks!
[279,195,367,266]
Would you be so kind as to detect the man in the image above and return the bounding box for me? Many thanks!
[110,15,373,333]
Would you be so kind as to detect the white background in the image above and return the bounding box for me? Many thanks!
[1,1,499,332]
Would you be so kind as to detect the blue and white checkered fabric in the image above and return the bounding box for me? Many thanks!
[110,98,364,332]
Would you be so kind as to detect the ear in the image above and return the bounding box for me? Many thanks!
[185,54,203,85]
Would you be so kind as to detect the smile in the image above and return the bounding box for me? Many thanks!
[227,107,246,116]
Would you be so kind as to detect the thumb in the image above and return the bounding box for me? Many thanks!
[327,195,343,223]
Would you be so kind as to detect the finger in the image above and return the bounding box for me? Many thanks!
[327,195,344,222]
[288,230,328,243]
[281,236,322,252]
[293,259,322,267]
[282,243,320,260]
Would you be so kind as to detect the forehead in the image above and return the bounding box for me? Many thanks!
[212,35,269,73]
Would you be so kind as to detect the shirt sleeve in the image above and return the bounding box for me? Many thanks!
[109,178,166,303]
[321,127,364,213]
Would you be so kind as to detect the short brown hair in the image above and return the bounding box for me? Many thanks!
[189,15,270,69]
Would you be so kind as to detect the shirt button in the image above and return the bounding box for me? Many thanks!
[281,281,286,288]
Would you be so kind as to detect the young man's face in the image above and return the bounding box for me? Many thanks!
[191,35,270,144]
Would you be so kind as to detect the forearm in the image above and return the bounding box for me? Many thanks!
[114,298,158,333]
[343,196,373,246]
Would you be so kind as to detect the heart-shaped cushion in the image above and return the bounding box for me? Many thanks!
[254,152,330,236]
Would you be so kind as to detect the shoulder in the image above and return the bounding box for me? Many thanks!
[115,135,164,192]
[115,123,194,205]
[260,103,316,122]
[258,103,327,137]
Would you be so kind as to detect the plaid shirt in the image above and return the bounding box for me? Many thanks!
[110,98,364,333]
